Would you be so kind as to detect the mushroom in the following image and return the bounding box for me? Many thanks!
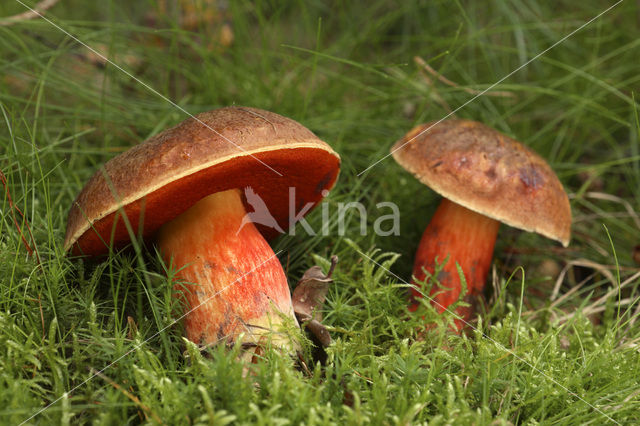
[64,106,340,351]
[391,120,571,330]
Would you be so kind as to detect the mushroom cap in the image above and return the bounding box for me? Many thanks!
[65,106,341,256]
[391,120,571,246]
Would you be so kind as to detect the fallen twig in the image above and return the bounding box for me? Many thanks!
[414,56,516,98]
[0,0,60,27]
[413,56,453,113]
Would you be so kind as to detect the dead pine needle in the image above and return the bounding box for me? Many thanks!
[0,169,41,266]
[90,368,163,424]
[583,191,640,231]
[550,258,617,301]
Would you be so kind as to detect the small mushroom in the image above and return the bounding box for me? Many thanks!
[391,120,571,330]
[65,106,340,352]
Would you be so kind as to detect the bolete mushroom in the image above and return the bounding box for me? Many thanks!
[391,120,571,330]
[64,106,340,351]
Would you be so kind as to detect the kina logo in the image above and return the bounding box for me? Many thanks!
[237,187,285,235]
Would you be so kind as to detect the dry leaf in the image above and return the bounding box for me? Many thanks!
[292,256,337,347]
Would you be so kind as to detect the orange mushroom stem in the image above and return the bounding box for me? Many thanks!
[157,188,298,350]
[409,198,500,331]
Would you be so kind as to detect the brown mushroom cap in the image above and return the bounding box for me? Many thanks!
[65,106,341,256]
[391,120,571,246]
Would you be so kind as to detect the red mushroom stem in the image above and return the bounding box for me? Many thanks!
[157,188,298,350]
[409,198,500,331]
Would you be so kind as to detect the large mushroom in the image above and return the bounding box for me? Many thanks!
[65,106,340,351]
[391,120,571,330]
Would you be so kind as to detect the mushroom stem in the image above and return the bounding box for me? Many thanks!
[157,189,298,350]
[409,198,500,330]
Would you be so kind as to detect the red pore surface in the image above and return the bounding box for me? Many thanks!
[70,147,339,256]
[410,198,500,330]
[157,189,296,346]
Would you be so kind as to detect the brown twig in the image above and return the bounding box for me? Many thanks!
[0,0,61,27]
[414,56,516,98]
[0,169,41,266]
[91,368,163,424]
[351,369,373,384]
[413,57,453,113]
